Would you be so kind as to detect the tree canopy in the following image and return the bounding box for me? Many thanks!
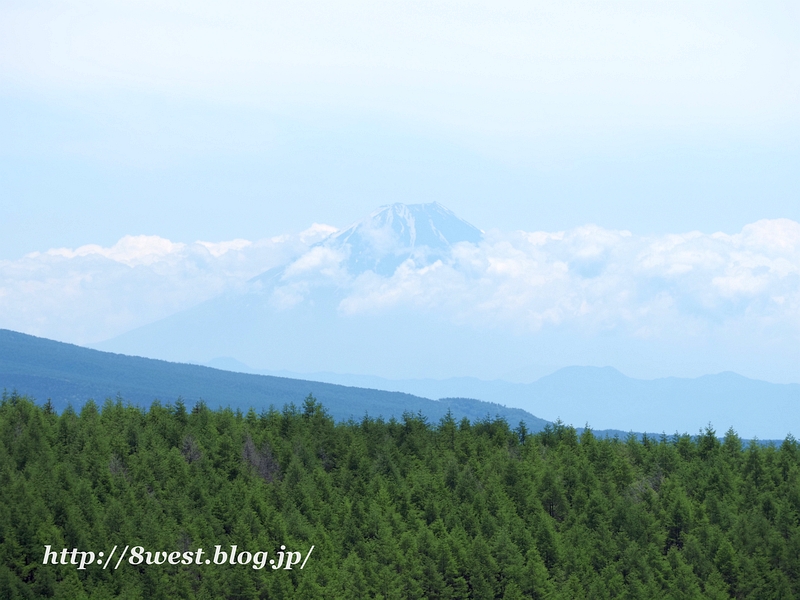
[1,392,798,598]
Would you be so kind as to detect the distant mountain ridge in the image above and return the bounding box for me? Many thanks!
[90,202,799,439]
[0,329,549,432]
[2,329,795,440]
[207,359,800,440]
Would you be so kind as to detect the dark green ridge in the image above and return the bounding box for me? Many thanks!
[0,328,550,432]
[3,329,781,443]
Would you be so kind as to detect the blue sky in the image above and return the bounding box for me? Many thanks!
[2,1,799,257]
[3,98,798,258]
[1,1,799,384]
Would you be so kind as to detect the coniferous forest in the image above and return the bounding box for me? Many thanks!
[1,392,799,599]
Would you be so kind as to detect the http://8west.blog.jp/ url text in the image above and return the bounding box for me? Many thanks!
[42,544,314,571]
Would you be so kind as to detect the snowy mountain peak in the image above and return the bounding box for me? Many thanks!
[323,202,482,276]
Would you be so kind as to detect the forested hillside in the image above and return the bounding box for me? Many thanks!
[0,328,549,433]
[1,392,798,599]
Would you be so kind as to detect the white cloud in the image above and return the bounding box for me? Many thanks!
[0,224,336,344]
[3,219,799,358]
[283,246,349,280]
[196,239,252,258]
[34,235,187,266]
[299,220,800,342]
[298,223,339,245]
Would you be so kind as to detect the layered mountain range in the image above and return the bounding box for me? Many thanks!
[211,359,799,440]
[78,201,800,438]
[0,328,550,432]
[1,328,797,440]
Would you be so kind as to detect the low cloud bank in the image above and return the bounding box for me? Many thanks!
[2,220,798,356]
[279,219,800,342]
[0,225,336,344]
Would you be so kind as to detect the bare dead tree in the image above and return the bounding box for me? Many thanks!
[181,435,202,464]
[243,434,281,483]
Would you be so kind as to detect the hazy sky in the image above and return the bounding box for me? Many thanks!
[2,1,799,260]
[2,1,800,387]
[3,209,799,382]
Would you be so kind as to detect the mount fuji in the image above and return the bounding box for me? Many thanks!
[307,202,482,277]
[93,202,800,438]
[246,201,483,303]
[98,202,498,377]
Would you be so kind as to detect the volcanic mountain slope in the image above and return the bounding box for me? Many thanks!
[98,202,498,375]
[0,328,549,430]
[298,201,482,277]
